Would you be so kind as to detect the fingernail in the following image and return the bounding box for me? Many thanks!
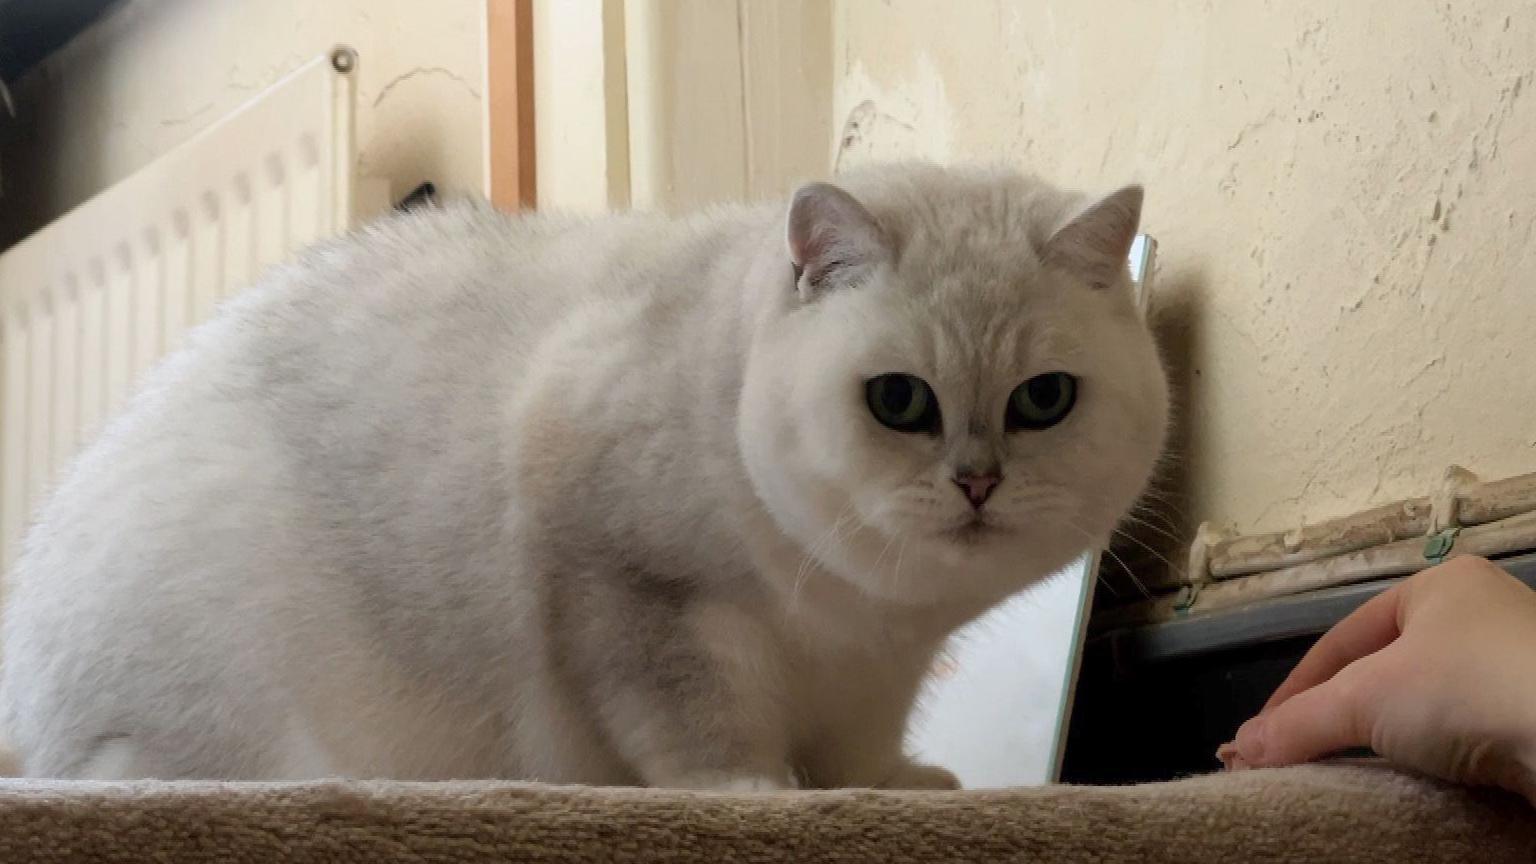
[1215,740,1241,771]
[1235,716,1266,762]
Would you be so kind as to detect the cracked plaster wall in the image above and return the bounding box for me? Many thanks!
[834,0,1536,538]
[0,0,484,248]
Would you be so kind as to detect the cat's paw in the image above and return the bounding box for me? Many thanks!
[881,761,961,790]
[660,768,798,792]
[708,774,794,793]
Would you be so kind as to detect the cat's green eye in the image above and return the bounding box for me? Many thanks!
[1007,372,1077,430]
[866,374,940,434]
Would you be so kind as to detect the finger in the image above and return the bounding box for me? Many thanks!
[1237,661,1380,767]
[1260,581,1405,713]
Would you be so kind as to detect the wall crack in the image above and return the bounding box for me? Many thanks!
[372,66,481,109]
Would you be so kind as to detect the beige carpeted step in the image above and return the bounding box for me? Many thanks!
[0,763,1530,863]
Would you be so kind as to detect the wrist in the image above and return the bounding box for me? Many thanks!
[1515,694,1536,806]
[1513,747,1536,807]
[1517,725,1536,805]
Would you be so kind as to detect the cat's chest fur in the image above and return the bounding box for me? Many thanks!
[504,282,952,786]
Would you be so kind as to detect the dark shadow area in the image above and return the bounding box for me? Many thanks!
[1064,630,1312,784]
[0,0,119,83]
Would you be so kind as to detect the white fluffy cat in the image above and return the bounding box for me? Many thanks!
[0,163,1167,787]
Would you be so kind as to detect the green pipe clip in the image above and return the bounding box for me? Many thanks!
[1423,526,1461,566]
[1172,581,1202,614]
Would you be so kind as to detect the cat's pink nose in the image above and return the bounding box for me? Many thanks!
[953,472,1001,509]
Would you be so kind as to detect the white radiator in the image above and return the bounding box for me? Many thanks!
[0,50,363,572]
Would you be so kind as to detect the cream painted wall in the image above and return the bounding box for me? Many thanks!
[621,0,832,212]
[532,0,630,213]
[833,1,1536,539]
[0,0,484,248]
[534,0,832,214]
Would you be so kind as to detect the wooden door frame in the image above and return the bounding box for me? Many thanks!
[486,0,536,209]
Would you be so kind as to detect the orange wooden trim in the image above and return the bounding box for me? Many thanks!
[488,0,536,210]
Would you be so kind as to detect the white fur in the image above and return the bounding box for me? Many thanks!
[0,163,1167,786]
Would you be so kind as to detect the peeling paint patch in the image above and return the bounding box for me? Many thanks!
[832,55,954,171]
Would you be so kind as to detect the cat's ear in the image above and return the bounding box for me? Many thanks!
[785,182,889,300]
[1041,185,1144,289]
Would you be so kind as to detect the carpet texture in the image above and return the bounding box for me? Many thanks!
[0,763,1531,862]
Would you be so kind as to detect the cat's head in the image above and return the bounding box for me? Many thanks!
[738,164,1169,610]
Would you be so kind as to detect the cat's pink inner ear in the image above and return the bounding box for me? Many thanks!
[1041,185,1144,288]
[785,182,887,298]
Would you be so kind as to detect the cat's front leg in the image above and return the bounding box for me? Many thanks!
[802,743,961,790]
[879,760,961,790]
[556,573,795,790]
[792,637,960,789]
[604,598,797,791]
[797,716,963,789]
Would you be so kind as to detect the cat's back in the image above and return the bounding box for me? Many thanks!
[224,201,666,367]
[3,200,701,602]
[8,198,761,597]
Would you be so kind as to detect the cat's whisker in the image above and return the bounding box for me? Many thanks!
[803,506,855,575]
[1126,516,1182,545]
[1126,503,1182,535]
[1136,491,1186,512]
[790,499,858,613]
[867,525,904,589]
[1109,526,1186,583]
[1118,512,1184,545]
[1134,488,1190,520]
[1100,543,1152,600]
[1094,572,1125,600]
[890,535,910,597]
[1135,483,1185,502]
[1131,503,1188,531]
[1062,520,1152,600]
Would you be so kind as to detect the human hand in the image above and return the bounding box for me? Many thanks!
[1217,555,1536,805]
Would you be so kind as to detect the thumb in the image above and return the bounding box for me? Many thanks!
[1233,660,1382,768]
